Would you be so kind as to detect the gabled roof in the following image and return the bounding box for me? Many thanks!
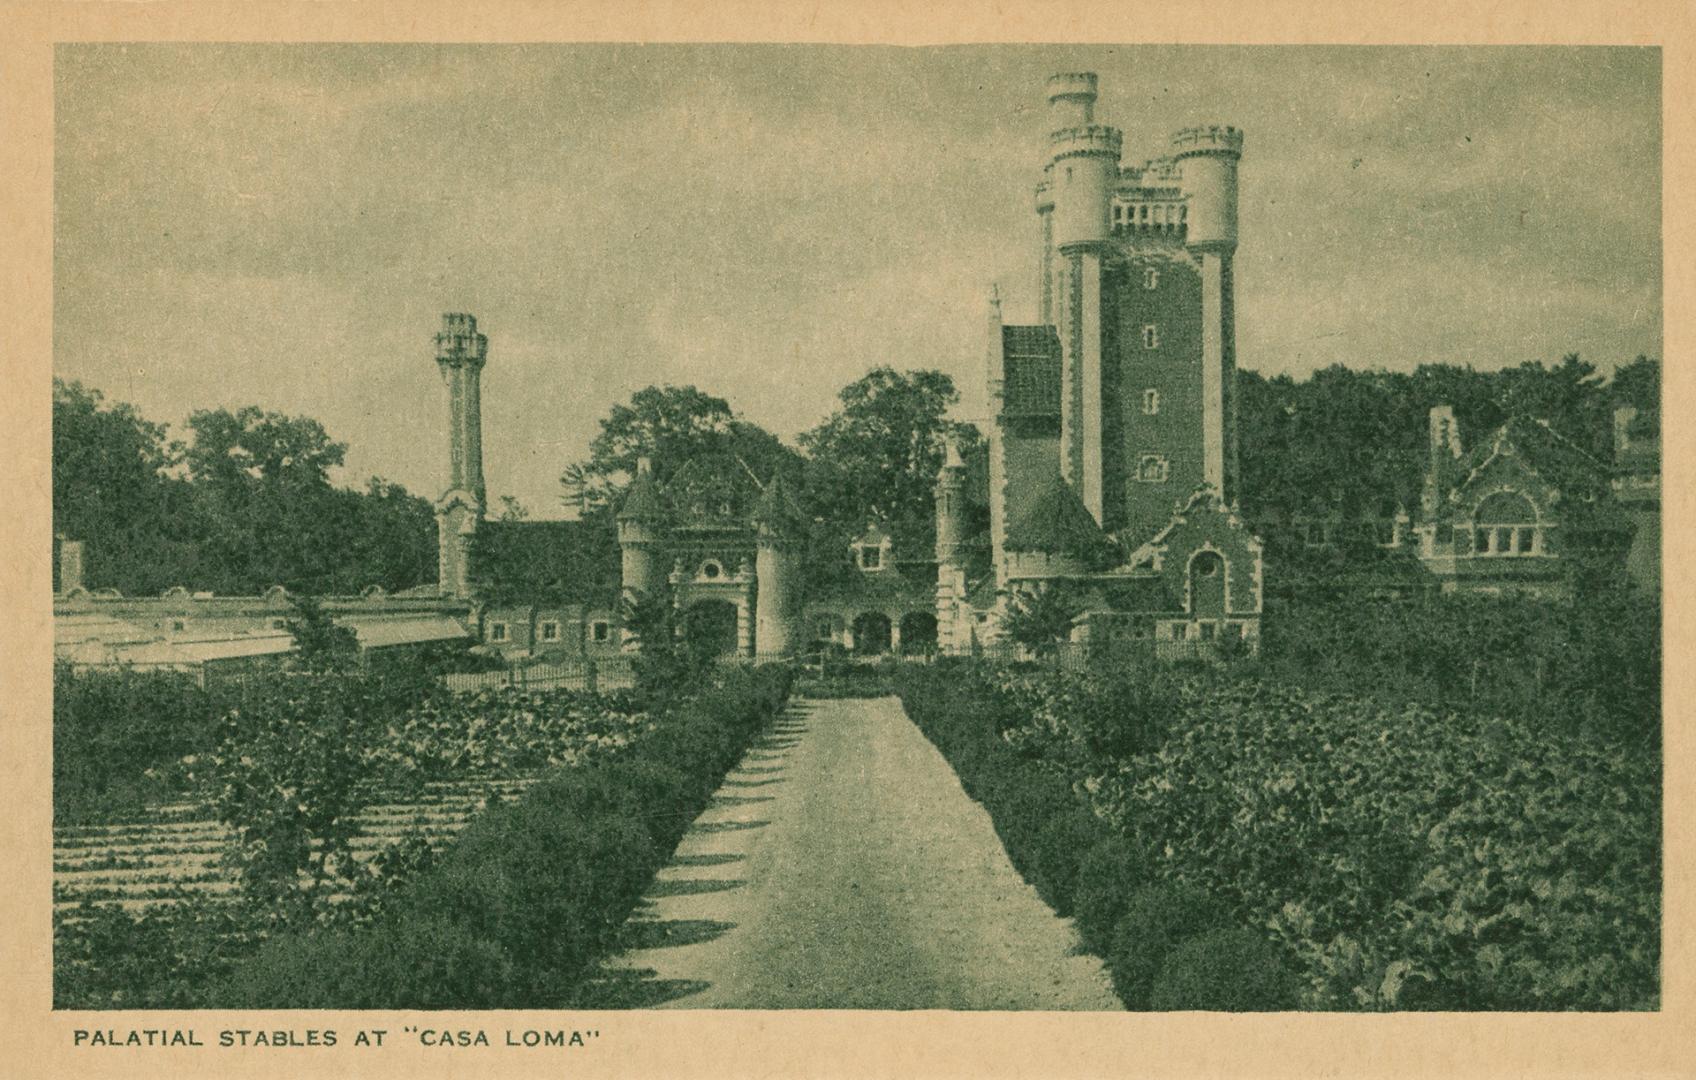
[1001,325,1062,418]
[1455,416,1611,499]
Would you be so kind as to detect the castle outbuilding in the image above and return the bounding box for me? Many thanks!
[934,72,1265,654]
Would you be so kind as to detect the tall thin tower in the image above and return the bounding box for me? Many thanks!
[435,312,488,599]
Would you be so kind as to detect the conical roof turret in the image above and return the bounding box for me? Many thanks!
[617,457,666,522]
[753,472,808,539]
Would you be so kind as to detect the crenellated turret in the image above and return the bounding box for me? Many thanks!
[1172,125,1243,253]
[436,312,488,506]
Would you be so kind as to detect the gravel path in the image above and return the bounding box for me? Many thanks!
[597,695,1119,1010]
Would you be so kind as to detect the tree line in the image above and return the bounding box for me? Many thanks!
[54,353,1656,598]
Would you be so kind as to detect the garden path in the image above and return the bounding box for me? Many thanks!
[593,695,1118,1009]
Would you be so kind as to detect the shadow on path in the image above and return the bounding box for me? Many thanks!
[689,819,769,834]
[619,918,738,951]
[669,852,745,868]
[647,877,747,898]
[571,968,711,1009]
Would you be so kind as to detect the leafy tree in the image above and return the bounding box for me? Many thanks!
[52,379,202,594]
[799,367,984,584]
[1002,581,1087,655]
[283,594,360,673]
[560,385,800,519]
[184,406,346,490]
[620,588,715,704]
[497,495,531,522]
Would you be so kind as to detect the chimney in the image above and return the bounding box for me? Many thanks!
[1429,405,1461,461]
[58,537,85,594]
[1613,405,1638,462]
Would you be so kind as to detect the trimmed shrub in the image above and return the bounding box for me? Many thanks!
[1106,882,1227,1009]
[1149,927,1300,1011]
[1027,804,1112,917]
[216,663,794,1008]
[224,916,512,1010]
[1072,836,1148,954]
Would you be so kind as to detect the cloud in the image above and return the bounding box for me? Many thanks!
[53,44,1661,518]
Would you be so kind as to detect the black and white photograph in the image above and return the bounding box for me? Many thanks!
[10,12,1688,1076]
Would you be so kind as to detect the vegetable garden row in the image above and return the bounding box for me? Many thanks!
[896,656,1660,1011]
[53,661,794,1009]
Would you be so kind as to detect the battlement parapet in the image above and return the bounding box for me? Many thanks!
[1050,124,1123,161]
[435,312,488,366]
[1046,72,1099,101]
[1170,125,1244,158]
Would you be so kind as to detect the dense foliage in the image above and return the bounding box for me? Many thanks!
[897,645,1660,1012]
[53,379,436,596]
[1237,354,1657,524]
[1258,591,1661,752]
[53,663,666,1008]
[53,663,226,824]
[218,664,794,1008]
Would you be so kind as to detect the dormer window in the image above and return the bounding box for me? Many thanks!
[859,545,882,570]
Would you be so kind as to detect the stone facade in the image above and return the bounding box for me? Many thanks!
[1414,405,1640,598]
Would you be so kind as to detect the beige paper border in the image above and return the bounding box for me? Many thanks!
[3,2,1690,1077]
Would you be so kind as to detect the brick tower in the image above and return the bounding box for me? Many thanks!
[435,312,488,599]
[1033,72,1243,545]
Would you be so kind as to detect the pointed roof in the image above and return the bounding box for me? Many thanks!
[1456,416,1610,499]
[1004,476,1117,566]
[616,458,666,522]
[753,473,809,538]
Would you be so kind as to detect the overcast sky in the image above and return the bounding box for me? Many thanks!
[54,44,1660,517]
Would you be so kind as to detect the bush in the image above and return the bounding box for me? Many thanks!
[53,663,225,825]
[218,663,794,1008]
[1106,882,1227,1009]
[223,915,512,1010]
[1149,927,1299,1011]
[1072,836,1148,953]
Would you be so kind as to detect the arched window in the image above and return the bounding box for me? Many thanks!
[1471,490,1541,557]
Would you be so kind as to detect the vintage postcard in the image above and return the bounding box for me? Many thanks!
[3,2,1691,1078]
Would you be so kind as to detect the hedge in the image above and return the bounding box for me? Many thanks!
[219,663,794,1008]
[896,660,1294,1012]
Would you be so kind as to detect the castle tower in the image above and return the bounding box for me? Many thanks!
[753,474,806,657]
[434,312,488,599]
[617,457,667,609]
[1173,125,1244,500]
[934,436,970,651]
[1044,72,1121,524]
[1027,73,1245,545]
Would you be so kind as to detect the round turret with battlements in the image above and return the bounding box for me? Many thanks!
[1172,126,1243,252]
